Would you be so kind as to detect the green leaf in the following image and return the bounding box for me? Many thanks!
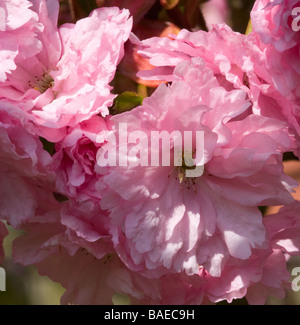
[40,137,56,156]
[110,91,144,115]
[69,0,97,20]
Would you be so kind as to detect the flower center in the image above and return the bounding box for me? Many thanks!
[172,150,204,192]
[177,151,197,183]
[31,71,55,94]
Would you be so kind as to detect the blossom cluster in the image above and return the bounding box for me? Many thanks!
[0,0,299,305]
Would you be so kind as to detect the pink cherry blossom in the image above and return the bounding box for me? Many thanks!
[34,247,206,305]
[201,0,230,30]
[60,199,114,259]
[12,197,207,304]
[263,200,300,257]
[137,22,300,157]
[246,201,300,304]
[251,0,300,52]
[201,201,300,304]
[12,201,78,266]
[11,197,175,305]
[203,248,290,304]
[136,23,275,119]
[98,58,296,279]
[0,0,42,82]
[0,101,56,228]
[53,115,110,201]
[1,0,300,306]
[250,0,300,156]
[0,0,132,142]
[12,198,300,305]
[250,0,300,99]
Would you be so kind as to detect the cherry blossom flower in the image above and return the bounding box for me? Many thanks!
[251,0,300,53]
[0,0,132,142]
[53,115,110,201]
[97,58,296,279]
[1,0,300,306]
[12,197,300,305]
[0,0,42,82]
[250,0,300,156]
[246,201,300,304]
[0,101,55,228]
[137,22,300,157]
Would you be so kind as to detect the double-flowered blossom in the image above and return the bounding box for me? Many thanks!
[53,116,110,201]
[0,0,299,305]
[0,0,42,82]
[251,0,300,156]
[98,58,297,279]
[0,0,132,142]
[138,1,300,157]
[11,196,300,305]
[0,101,56,228]
[0,0,132,227]
[0,0,132,296]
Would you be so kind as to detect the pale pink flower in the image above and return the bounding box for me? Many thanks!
[53,115,110,201]
[137,23,274,119]
[263,201,300,258]
[12,201,78,266]
[137,24,251,84]
[246,201,300,304]
[0,0,42,82]
[0,1,132,142]
[250,0,300,156]
[60,199,113,259]
[38,250,160,305]
[10,180,114,288]
[203,248,290,304]
[12,196,113,267]
[200,251,267,303]
[137,23,300,157]
[34,248,205,305]
[11,197,192,305]
[201,201,300,304]
[245,249,291,304]
[201,0,230,30]
[98,58,296,279]
[251,0,300,96]
[12,199,300,305]
[251,0,300,52]
[0,101,56,228]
